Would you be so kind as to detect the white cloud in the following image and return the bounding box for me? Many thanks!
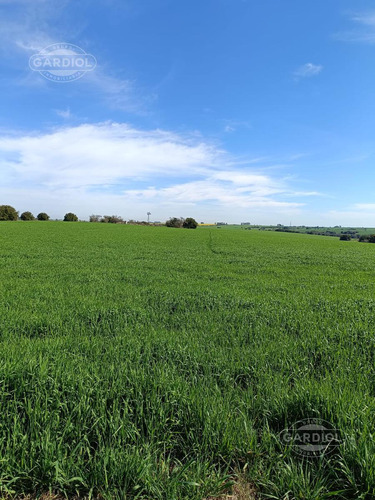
[0,123,219,189]
[334,11,375,44]
[55,108,72,119]
[0,122,317,220]
[352,203,375,211]
[294,63,323,79]
[124,181,303,210]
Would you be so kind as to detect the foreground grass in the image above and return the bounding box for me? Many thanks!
[0,222,375,499]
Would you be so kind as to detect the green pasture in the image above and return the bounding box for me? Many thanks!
[0,222,374,499]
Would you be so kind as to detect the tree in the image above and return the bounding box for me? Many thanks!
[99,215,123,223]
[64,212,78,222]
[340,234,351,241]
[107,215,123,224]
[183,217,198,229]
[166,217,184,228]
[37,212,50,221]
[0,205,18,221]
[369,235,375,243]
[89,214,101,222]
[20,211,35,221]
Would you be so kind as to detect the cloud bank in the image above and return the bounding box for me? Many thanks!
[0,122,315,221]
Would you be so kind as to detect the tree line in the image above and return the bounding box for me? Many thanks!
[89,216,198,228]
[0,205,79,222]
[0,205,199,228]
[0,205,49,221]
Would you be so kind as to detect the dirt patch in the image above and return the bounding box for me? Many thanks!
[206,475,258,500]
[2,477,257,500]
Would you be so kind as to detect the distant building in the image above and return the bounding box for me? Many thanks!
[241,222,251,225]
[216,222,227,225]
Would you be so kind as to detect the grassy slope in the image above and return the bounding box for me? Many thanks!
[0,222,375,499]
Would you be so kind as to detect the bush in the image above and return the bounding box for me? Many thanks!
[359,235,369,242]
[166,217,184,228]
[20,211,35,221]
[105,215,123,224]
[340,234,351,241]
[37,212,50,221]
[64,213,78,222]
[359,234,375,243]
[183,217,198,229]
[0,205,18,221]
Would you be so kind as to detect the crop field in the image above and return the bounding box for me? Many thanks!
[1,222,375,500]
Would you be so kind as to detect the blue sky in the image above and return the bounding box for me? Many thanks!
[1,0,375,224]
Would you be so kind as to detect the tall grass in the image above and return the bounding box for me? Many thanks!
[0,222,374,498]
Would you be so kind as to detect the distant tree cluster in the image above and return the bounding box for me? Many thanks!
[89,215,124,224]
[0,205,51,221]
[359,234,375,243]
[0,205,82,221]
[165,217,198,229]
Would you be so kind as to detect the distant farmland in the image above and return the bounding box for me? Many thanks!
[0,222,375,499]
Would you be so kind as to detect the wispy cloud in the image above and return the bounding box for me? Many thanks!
[222,119,252,133]
[81,71,154,114]
[293,63,323,80]
[0,0,70,54]
[0,0,152,113]
[124,181,304,210]
[352,203,375,211]
[334,11,375,44]
[55,108,72,119]
[351,12,375,27]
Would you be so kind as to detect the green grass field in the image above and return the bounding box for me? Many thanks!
[1,222,375,499]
